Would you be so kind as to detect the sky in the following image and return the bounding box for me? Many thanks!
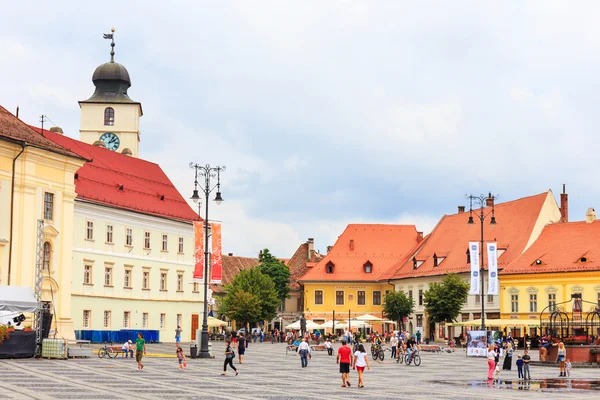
[2,1,600,258]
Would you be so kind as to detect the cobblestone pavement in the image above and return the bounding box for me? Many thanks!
[1,342,600,399]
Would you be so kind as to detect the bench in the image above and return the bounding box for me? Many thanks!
[419,344,442,353]
[311,345,326,351]
[109,346,133,358]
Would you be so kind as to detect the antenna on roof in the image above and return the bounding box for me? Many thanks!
[39,115,46,133]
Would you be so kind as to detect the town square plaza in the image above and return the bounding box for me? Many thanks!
[1,342,600,399]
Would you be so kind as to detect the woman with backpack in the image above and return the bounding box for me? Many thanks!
[221,341,239,376]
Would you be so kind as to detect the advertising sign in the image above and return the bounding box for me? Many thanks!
[466,330,488,357]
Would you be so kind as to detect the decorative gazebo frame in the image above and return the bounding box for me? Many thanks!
[539,294,600,341]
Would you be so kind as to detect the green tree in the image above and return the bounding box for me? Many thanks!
[218,267,279,329]
[383,290,415,329]
[423,273,470,323]
[257,248,291,302]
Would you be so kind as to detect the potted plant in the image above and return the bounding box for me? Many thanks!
[23,325,33,332]
[0,325,10,344]
[6,325,15,333]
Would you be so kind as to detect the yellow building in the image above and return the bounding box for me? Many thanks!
[0,106,86,338]
[298,224,421,329]
[500,209,600,336]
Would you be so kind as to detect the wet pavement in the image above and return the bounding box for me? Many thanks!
[435,378,600,393]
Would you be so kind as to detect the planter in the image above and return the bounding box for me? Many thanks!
[544,344,600,363]
[23,328,33,332]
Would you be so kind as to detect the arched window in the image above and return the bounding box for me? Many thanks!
[43,242,51,270]
[104,107,115,126]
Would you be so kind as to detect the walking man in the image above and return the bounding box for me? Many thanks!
[336,340,353,387]
[297,338,311,367]
[237,332,246,364]
[135,332,146,371]
[175,325,182,348]
[390,333,398,360]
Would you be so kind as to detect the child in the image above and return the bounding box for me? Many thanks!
[176,347,187,371]
[566,358,572,377]
[522,350,531,380]
[516,354,524,379]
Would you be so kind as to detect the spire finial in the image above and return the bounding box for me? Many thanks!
[103,27,116,63]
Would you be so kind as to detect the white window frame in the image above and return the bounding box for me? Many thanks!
[143,270,150,290]
[177,273,183,292]
[160,272,168,291]
[144,231,151,249]
[335,290,344,306]
[162,234,168,251]
[104,266,112,286]
[83,310,91,329]
[124,268,132,288]
[103,311,111,329]
[123,311,130,328]
[314,290,324,305]
[178,237,184,253]
[43,192,54,221]
[106,224,114,243]
[86,221,94,240]
[511,295,519,313]
[84,264,92,285]
[142,312,148,329]
[373,290,382,306]
[160,313,166,329]
[126,228,133,246]
[176,314,182,327]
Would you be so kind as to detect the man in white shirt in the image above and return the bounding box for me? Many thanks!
[390,333,398,360]
[121,340,133,358]
[297,338,312,368]
[325,338,333,356]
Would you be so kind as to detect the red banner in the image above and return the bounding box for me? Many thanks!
[210,223,222,284]
[193,221,204,280]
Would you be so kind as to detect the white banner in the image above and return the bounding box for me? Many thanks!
[487,242,499,295]
[469,242,480,295]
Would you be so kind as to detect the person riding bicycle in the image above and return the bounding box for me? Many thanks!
[407,335,417,363]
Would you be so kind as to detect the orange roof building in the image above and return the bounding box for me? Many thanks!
[500,211,600,329]
[386,191,562,340]
[298,224,422,326]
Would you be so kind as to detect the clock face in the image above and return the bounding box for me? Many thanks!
[99,132,120,151]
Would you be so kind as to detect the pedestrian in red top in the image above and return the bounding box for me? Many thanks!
[336,340,353,387]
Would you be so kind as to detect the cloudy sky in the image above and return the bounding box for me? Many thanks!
[3,1,600,258]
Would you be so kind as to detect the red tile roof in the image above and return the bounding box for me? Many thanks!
[210,255,261,293]
[31,127,199,222]
[298,224,421,282]
[389,191,552,279]
[501,220,600,275]
[287,241,324,290]
[387,192,554,279]
[0,106,82,159]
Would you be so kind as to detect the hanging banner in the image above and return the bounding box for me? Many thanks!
[487,242,498,295]
[193,221,204,280]
[210,222,222,284]
[469,242,480,295]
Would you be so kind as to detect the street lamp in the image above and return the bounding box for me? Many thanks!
[467,192,498,331]
[190,163,225,358]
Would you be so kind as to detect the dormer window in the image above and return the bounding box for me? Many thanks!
[412,257,424,269]
[363,261,373,274]
[104,107,115,126]
[497,248,506,258]
[326,262,334,274]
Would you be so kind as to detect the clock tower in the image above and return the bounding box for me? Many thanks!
[79,29,142,157]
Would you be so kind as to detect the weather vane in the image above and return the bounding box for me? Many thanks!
[103,27,116,62]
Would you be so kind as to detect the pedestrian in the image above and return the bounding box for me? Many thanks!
[222,341,238,376]
[487,344,497,380]
[502,342,513,370]
[135,332,146,371]
[121,340,133,358]
[353,344,370,388]
[493,341,501,366]
[557,342,567,376]
[175,325,182,348]
[565,358,572,377]
[237,333,246,364]
[176,347,187,371]
[390,333,398,360]
[325,338,333,356]
[336,340,353,387]
[522,350,531,380]
[297,338,311,368]
[416,330,421,344]
[516,354,524,379]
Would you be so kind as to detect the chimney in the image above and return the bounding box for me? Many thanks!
[326,245,333,254]
[49,126,63,135]
[349,239,355,251]
[586,207,596,223]
[228,253,233,256]
[458,206,465,214]
[15,105,19,119]
[560,184,568,223]
[307,238,314,260]
[417,232,424,242]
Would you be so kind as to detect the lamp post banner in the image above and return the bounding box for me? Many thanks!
[210,222,222,284]
[193,221,204,280]
[487,242,498,295]
[468,242,480,295]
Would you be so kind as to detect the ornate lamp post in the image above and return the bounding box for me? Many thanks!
[190,163,225,358]
[467,192,498,331]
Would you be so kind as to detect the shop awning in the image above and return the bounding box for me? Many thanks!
[0,286,37,313]
[449,318,540,327]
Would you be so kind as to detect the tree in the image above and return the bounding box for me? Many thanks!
[218,267,279,329]
[383,290,415,329]
[423,273,470,323]
[257,248,291,302]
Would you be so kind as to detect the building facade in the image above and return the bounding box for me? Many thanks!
[0,106,85,337]
[388,191,563,341]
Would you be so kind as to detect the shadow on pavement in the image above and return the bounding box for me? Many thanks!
[431,378,600,392]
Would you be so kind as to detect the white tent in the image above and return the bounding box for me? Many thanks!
[285,319,323,330]
[0,286,37,312]
[353,314,385,322]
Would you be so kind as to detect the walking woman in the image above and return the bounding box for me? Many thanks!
[487,344,497,380]
[222,341,238,376]
[353,344,371,388]
[557,342,567,377]
[502,342,513,370]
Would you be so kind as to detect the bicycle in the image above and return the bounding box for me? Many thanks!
[404,350,421,366]
[97,343,116,359]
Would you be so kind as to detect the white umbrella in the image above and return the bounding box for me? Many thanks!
[354,314,385,322]
[285,319,322,330]
[381,320,398,325]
